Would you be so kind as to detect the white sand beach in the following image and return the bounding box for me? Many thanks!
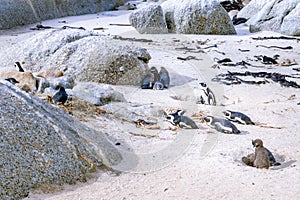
[1,4,300,200]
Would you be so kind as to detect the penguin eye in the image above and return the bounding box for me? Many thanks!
[166,116,171,120]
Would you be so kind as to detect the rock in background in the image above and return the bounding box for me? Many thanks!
[0,29,151,86]
[0,0,127,29]
[162,0,236,34]
[238,0,300,36]
[129,4,168,34]
[0,80,122,199]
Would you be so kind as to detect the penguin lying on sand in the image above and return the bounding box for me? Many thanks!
[223,110,255,125]
[203,116,240,134]
[166,110,198,129]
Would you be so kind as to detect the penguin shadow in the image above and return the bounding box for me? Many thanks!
[169,72,196,87]
[270,156,297,170]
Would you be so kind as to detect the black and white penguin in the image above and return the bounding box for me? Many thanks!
[166,110,198,129]
[159,67,170,89]
[141,72,155,89]
[198,82,216,105]
[203,116,240,134]
[5,78,19,85]
[153,81,164,90]
[252,140,281,166]
[52,86,68,104]
[150,66,159,82]
[223,110,255,125]
[14,62,25,72]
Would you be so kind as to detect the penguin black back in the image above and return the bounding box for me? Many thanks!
[53,86,68,104]
[159,67,170,88]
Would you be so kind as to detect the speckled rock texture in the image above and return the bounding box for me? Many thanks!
[161,0,236,34]
[0,80,122,199]
[72,82,126,106]
[129,4,168,34]
[238,0,300,36]
[0,0,127,29]
[0,29,151,85]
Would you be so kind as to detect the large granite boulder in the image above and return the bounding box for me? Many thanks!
[0,80,122,199]
[0,0,127,29]
[162,0,236,34]
[129,4,168,34]
[0,29,151,85]
[72,82,126,106]
[238,0,300,36]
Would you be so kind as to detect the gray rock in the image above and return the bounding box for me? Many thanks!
[238,0,300,36]
[0,0,127,29]
[129,4,168,34]
[162,0,236,34]
[0,80,122,199]
[281,3,300,36]
[72,82,126,106]
[0,29,151,86]
[49,75,75,89]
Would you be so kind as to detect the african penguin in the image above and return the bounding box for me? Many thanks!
[153,81,164,90]
[252,140,281,166]
[198,82,216,105]
[5,78,19,85]
[159,67,170,89]
[141,72,155,89]
[150,66,159,82]
[203,116,240,134]
[166,110,198,129]
[252,139,270,169]
[223,110,255,125]
[52,86,68,104]
[14,62,25,72]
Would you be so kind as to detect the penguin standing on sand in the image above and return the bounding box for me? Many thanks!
[5,78,19,85]
[52,86,68,104]
[166,110,198,129]
[203,116,240,134]
[150,67,159,82]
[223,110,255,125]
[198,82,216,105]
[141,72,155,89]
[14,62,25,72]
[159,67,170,89]
[252,139,270,169]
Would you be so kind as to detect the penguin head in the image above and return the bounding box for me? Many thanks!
[199,82,207,88]
[59,86,66,92]
[14,61,24,72]
[203,116,213,124]
[153,81,164,90]
[252,139,263,148]
[5,78,19,85]
[223,110,231,117]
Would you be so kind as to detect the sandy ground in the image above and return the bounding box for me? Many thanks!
[1,2,300,200]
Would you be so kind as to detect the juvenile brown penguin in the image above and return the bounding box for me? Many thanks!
[253,139,270,169]
[141,72,155,89]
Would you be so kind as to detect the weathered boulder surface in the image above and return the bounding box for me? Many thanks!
[0,29,151,86]
[238,0,300,36]
[0,0,127,29]
[72,82,126,106]
[162,0,236,34]
[0,80,122,199]
[0,70,37,93]
[129,4,168,34]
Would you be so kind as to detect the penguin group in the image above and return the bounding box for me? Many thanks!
[141,66,170,90]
